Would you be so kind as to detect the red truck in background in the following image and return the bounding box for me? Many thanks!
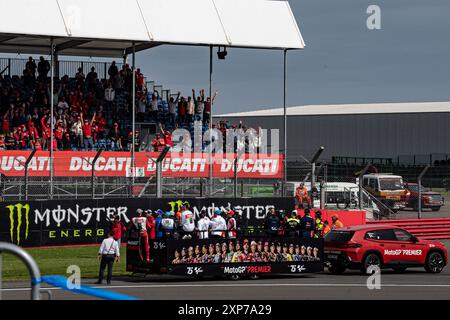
[402,183,444,212]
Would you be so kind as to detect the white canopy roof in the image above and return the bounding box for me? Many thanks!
[0,0,304,57]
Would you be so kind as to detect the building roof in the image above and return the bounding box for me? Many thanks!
[216,101,450,117]
[0,0,304,58]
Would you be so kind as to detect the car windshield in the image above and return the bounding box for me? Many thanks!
[379,178,404,191]
[324,230,355,242]
[408,184,427,192]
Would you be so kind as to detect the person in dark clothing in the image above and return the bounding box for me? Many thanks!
[37,56,50,81]
[265,208,280,237]
[300,209,315,238]
[285,211,300,237]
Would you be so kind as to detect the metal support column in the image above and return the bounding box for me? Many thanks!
[282,49,287,196]
[208,45,213,196]
[234,154,240,198]
[91,149,103,199]
[131,42,136,197]
[24,150,37,201]
[49,38,55,200]
[418,165,430,219]
[358,163,372,209]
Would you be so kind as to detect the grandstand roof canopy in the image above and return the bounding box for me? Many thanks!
[216,101,450,117]
[0,0,304,57]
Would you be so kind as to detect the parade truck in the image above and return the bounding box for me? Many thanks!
[361,174,409,212]
[126,232,324,279]
[126,201,324,279]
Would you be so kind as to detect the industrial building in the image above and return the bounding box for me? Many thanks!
[216,101,450,164]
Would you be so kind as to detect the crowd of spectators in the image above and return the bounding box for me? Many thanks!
[0,57,263,153]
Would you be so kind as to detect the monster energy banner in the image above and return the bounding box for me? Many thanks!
[0,197,294,247]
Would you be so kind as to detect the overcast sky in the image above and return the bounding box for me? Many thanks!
[2,0,450,114]
[135,0,450,114]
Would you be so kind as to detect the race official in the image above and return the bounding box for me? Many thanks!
[96,231,120,285]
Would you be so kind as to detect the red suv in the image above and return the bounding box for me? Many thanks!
[325,225,447,274]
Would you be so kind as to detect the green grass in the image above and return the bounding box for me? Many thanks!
[1,245,128,281]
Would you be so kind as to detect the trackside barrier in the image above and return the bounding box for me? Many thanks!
[367,218,450,240]
[0,242,41,300]
[39,276,139,300]
[0,242,138,300]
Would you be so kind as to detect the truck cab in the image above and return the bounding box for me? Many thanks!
[362,174,408,212]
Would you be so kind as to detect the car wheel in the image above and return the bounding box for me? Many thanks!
[328,262,346,274]
[425,252,445,273]
[432,207,440,212]
[362,253,381,274]
[229,274,241,280]
[392,266,407,273]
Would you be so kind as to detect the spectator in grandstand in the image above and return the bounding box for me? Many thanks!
[203,90,217,125]
[193,89,204,122]
[82,113,96,151]
[159,123,173,148]
[149,91,159,121]
[108,61,119,79]
[108,122,123,151]
[86,67,98,91]
[25,57,37,77]
[151,132,166,152]
[136,68,145,90]
[0,133,5,150]
[71,116,84,149]
[178,96,187,124]
[37,56,50,80]
[186,95,195,123]
[168,92,180,126]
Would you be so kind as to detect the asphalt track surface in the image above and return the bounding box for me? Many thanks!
[2,240,450,300]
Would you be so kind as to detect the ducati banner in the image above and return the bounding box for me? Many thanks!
[0,151,283,178]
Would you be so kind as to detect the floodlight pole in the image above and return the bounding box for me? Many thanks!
[49,37,55,200]
[282,49,288,196]
[131,42,136,196]
[208,45,213,196]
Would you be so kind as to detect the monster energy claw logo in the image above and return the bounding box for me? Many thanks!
[6,204,30,245]
[168,200,190,212]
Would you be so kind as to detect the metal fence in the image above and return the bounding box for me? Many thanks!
[0,57,123,79]
[0,175,282,202]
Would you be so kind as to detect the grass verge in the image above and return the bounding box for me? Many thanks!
[1,245,128,281]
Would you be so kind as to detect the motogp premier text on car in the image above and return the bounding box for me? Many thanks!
[325,225,447,274]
